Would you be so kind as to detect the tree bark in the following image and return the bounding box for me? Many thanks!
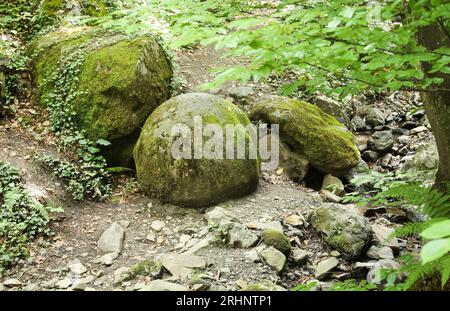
[417,21,450,192]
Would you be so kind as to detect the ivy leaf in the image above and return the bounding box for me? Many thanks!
[96,139,111,146]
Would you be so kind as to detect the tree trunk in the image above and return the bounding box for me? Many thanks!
[417,22,450,192]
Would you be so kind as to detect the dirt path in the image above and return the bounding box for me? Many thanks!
[0,46,332,291]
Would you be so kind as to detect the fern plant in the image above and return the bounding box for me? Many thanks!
[365,182,450,289]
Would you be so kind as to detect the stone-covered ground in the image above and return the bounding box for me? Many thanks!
[0,45,434,292]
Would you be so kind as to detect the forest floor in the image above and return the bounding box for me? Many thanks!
[0,45,430,291]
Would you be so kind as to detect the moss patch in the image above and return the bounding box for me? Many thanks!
[250,96,360,176]
[262,229,292,255]
[134,93,260,207]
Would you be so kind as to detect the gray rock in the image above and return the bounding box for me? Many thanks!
[22,283,40,291]
[315,95,345,121]
[205,206,238,226]
[362,150,379,162]
[228,86,254,103]
[0,284,4,291]
[372,224,400,252]
[368,130,394,153]
[321,174,345,196]
[139,280,188,291]
[397,135,411,145]
[409,126,428,135]
[55,278,72,289]
[72,276,95,291]
[97,222,126,254]
[95,252,119,266]
[226,222,259,248]
[161,253,207,279]
[292,248,310,265]
[315,257,339,280]
[366,245,394,260]
[366,259,401,284]
[3,278,22,287]
[260,246,286,273]
[365,107,385,127]
[42,278,59,289]
[206,208,258,248]
[68,261,88,275]
[351,116,366,131]
[113,266,130,284]
[310,203,372,259]
[251,220,284,233]
[402,143,438,171]
[150,220,165,232]
[241,282,287,291]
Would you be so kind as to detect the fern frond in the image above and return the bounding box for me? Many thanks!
[375,183,450,218]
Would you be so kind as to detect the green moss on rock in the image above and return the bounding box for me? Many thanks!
[250,96,360,176]
[39,0,109,19]
[310,203,372,259]
[261,229,292,255]
[28,26,172,167]
[134,93,260,208]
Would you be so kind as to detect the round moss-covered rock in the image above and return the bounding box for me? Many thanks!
[134,93,260,207]
[310,203,372,259]
[261,229,292,255]
[29,26,172,167]
[250,96,360,176]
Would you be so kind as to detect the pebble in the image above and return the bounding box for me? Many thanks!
[150,220,166,232]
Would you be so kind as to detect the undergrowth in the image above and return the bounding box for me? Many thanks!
[0,161,62,275]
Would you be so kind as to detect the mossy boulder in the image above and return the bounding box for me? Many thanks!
[261,229,292,255]
[29,26,172,167]
[250,96,360,176]
[134,93,260,207]
[310,203,372,259]
[38,0,110,20]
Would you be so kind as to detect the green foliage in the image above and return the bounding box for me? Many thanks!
[328,279,377,291]
[290,281,319,291]
[0,51,30,117]
[37,155,111,201]
[102,0,450,97]
[0,0,38,36]
[0,161,62,275]
[33,40,112,200]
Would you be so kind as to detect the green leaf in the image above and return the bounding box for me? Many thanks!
[421,220,450,240]
[96,139,111,146]
[421,238,450,264]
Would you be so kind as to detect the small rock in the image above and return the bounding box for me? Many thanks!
[55,278,72,289]
[366,245,394,260]
[205,206,238,226]
[97,222,125,254]
[241,282,287,291]
[372,223,400,252]
[362,150,380,163]
[139,280,188,291]
[161,253,207,279]
[95,252,119,266]
[113,267,130,284]
[368,130,394,153]
[409,126,428,135]
[150,220,166,232]
[321,174,345,196]
[22,283,40,291]
[3,279,22,287]
[365,107,385,127]
[72,276,95,291]
[68,261,88,275]
[292,248,310,265]
[320,189,343,203]
[315,257,339,280]
[262,229,291,255]
[284,215,303,227]
[260,246,286,273]
[310,203,372,259]
[330,250,341,257]
[0,284,4,291]
[366,259,401,284]
[351,116,366,131]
